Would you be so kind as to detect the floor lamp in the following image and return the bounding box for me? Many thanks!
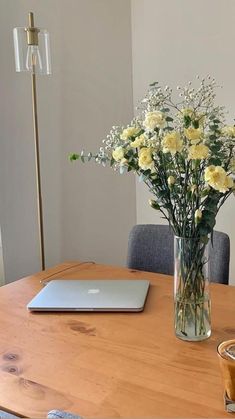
[13,12,51,270]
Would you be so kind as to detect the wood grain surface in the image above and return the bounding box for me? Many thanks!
[0,261,234,418]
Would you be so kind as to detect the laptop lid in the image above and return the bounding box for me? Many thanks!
[27,279,150,312]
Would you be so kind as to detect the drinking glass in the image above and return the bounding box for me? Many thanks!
[217,340,235,412]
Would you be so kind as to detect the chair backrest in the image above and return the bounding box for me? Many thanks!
[127,224,230,285]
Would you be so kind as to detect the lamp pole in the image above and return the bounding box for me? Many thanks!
[29,12,45,270]
[13,12,51,271]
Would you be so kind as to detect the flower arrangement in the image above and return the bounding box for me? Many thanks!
[71,76,235,340]
[71,76,234,238]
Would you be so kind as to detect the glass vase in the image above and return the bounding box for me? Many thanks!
[174,236,211,341]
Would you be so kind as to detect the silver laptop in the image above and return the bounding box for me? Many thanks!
[27,279,150,312]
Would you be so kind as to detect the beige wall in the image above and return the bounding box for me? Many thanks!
[59,1,136,265]
[0,0,136,283]
[131,0,235,283]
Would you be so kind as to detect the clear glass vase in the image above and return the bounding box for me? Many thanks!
[174,236,211,341]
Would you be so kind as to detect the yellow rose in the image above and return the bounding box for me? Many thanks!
[188,144,209,160]
[144,111,165,130]
[184,127,202,144]
[162,131,183,155]
[120,126,140,140]
[221,126,235,138]
[167,176,175,186]
[138,147,153,170]
[204,165,216,179]
[130,134,145,148]
[204,165,233,193]
[112,146,125,162]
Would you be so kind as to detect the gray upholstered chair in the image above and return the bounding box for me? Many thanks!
[0,410,81,419]
[47,411,81,419]
[127,224,230,285]
[0,411,19,419]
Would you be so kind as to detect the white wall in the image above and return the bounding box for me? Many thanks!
[0,0,62,282]
[60,1,136,266]
[0,229,4,285]
[0,0,136,283]
[131,0,235,283]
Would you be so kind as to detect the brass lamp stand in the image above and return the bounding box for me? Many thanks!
[13,13,52,270]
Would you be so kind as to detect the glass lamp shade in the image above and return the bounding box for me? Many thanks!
[13,27,51,75]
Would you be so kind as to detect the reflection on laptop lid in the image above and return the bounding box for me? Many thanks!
[27,279,150,312]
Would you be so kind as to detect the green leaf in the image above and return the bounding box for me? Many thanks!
[160,108,170,112]
[209,134,217,141]
[125,149,135,158]
[166,116,173,122]
[128,160,138,170]
[163,126,174,131]
[164,203,172,210]
[69,153,80,162]
[110,157,115,167]
[209,124,219,131]
[184,115,191,128]
[157,190,168,199]
[201,188,210,197]
[203,211,216,228]
[192,120,199,129]
[208,157,221,166]
[149,81,158,87]
[198,224,212,236]
[210,143,222,153]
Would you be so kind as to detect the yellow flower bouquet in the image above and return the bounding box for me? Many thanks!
[71,76,235,341]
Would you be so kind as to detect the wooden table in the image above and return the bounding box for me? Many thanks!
[0,261,234,418]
